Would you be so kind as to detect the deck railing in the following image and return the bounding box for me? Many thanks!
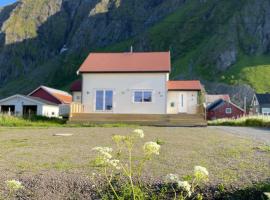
[69,102,84,117]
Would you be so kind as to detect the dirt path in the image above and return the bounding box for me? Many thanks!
[210,126,270,144]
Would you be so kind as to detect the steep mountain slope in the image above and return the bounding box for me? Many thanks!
[0,0,270,105]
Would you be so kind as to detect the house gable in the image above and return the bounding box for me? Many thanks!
[29,86,72,105]
[29,88,62,104]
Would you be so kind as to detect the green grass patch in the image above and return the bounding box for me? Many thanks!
[220,55,270,92]
[208,116,270,127]
[0,115,66,127]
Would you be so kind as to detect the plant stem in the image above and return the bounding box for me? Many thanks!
[129,149,136,200]
[171,185,177,200]
[104,168,120,200]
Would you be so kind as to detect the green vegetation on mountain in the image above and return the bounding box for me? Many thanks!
[0,0,270,100]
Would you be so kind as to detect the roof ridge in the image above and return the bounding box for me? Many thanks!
[41,86,71,96]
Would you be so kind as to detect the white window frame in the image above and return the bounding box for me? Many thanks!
[132,90,153,103]
[225,107,232,114]
[94,89,114,112]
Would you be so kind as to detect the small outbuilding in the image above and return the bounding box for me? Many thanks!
[207,99,245,120]
[250,93,270,115]
[0,95,59,117]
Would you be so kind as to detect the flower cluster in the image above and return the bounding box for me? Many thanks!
[143,142,160,155]
[165,166,209,199]
[177,181,192,197]
[92,147,120,170]
[112,135,126,143]
[194,166,209,180]
[133,129,144,138]
[6,180,24,191]
[165,173,179,183]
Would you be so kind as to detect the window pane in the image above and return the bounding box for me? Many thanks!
[96,90,104,110]
[144,91,152,102]
[105,90,113,111]
[134,92,143,102]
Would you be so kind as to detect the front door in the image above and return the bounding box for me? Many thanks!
[95,90,113,112]
[178,93,187,113]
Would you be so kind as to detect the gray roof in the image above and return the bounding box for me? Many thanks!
[256,93,270,105]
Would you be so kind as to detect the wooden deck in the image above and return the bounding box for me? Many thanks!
[69,113,207,127]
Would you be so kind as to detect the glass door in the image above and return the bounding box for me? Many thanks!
[95,90,113,112]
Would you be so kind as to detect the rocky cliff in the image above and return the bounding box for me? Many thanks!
[0,0,270,105]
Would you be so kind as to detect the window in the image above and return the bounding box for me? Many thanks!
[170,102,175,107]
[52,112,55,116]
[95,90,113,111]
[76,95,81,100]
[225,108,232,114]
[134,91,153,103]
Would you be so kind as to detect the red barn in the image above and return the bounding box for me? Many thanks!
[207,99,245,120]
[28,86,72,105]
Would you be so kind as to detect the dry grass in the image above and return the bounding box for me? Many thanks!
[0,127,269,188]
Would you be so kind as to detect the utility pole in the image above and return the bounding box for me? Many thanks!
[244,96,247,115]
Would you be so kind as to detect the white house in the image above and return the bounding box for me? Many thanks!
[76,52,202,115]
[0,95,59,117]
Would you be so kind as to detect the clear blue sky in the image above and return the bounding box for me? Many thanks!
[0,0,17,7]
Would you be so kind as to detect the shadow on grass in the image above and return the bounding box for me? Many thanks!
[209,181,270,200]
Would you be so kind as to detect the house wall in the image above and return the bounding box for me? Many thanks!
[82,73,168,114]
[42,105,59,117]
[261,105,270,115]
[0,96,43,116]
[30,88,61,104]
[167,91,199,114]
[72,91,82,103]
[207,101,244,120]
[250,95,260,114]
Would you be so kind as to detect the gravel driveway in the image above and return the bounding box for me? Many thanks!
[210,126,270,144]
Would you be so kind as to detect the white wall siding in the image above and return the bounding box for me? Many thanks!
[167,91,199,114]
[72,91,82,103]
[42,105,59,117]
[82,73,168,114]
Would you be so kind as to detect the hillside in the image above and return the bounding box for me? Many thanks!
[0,0,270,105]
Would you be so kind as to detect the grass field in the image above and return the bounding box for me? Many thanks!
[208,115,270,128]
[0,126,269,188]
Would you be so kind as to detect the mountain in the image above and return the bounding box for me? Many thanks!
[0,0,270,105]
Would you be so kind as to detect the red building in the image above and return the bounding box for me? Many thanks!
[28,86,72,105]
[207,99,245,120]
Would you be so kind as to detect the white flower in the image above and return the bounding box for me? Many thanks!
[93,147,113,159]
[112,135,126,143]
[165,174,179,182]
[108,159,120,169]
[133,129,144,138]
[92,147,113,153]
[194,166,209,178]
[6,180,24,191]
[143,142,160,155]
[177,181,191,193]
